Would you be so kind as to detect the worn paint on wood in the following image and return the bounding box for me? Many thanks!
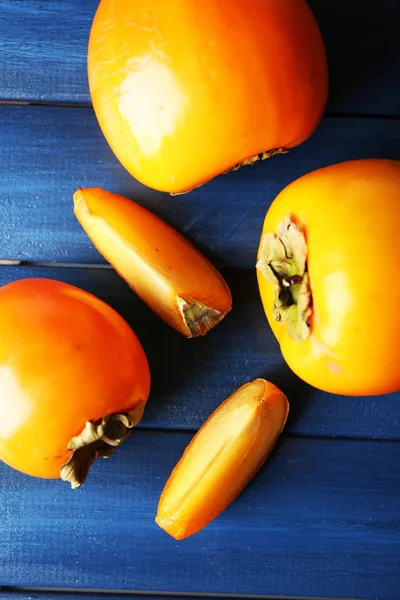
[1,2,400,599]
[0,432,399,599]
[0,0,400,116]
[1,106,400,266]
[0,265,399,440]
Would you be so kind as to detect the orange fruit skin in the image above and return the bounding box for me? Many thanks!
[88,0,328,193]
[0,278,150,479]
[156,379,289,540]
[257,159,400,397]
[73,188,232,337]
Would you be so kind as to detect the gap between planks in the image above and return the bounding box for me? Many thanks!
[0,587,370,600]
[0,260,112,268]
[2,99,400,122]
[1,260,400,443]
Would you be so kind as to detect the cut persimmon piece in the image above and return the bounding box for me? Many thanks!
[73,188,232,337]
[156,378,289,540]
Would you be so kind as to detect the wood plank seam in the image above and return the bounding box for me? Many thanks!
[0,587,372,600]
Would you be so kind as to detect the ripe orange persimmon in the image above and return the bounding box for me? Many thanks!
[0,279,150,487]
[88,0,328,194]
[256,159,400,397]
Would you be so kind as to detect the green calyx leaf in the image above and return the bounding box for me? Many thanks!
[256,215,311,342]
[60,401,146,489]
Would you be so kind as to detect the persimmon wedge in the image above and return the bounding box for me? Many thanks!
[73,188,232,337]
[156,379,289,540]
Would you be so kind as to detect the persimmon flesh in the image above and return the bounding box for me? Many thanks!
[156,379,289,540]
[73,188,232,337]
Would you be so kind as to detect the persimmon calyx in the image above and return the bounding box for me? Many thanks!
[226,148,289,174]
[172,149,289,195]
[257,215,311,342]
[177,296,228,337]
[60,401,146,489]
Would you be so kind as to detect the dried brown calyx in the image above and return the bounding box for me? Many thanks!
[225,148,289,173]
[173,149,289,195]
[60,401,146,489]
[257,215,312,342]
[177,296,228,337]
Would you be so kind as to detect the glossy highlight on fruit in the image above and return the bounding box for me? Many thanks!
[156,378,289,540]
[74,188,232,337]
[88,0,328,193]
[0,278,150,487]
[257,159,400,396]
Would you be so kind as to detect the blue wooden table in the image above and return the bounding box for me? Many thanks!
[1,2,400,599]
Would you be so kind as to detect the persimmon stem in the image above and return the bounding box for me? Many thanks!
[256,215,312,342]
[60,401,146,489]
[177,296,228,337]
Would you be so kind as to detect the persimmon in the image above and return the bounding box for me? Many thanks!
[88,0,328,193]
[256,159,400,396]
[156,379,289,540]
[73,188,232,337]
[0,278,150,487]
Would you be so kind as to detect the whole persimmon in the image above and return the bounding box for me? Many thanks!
[256,159,400,397]
[88,0,328,193]
[0,278,150,487]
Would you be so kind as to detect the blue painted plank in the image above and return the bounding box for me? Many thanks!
[0,265,399,440]
[0,431,399,599]
[312,0,400,116]
[1,0,399,117]
[0,0,92,104]
[1,105,400,267]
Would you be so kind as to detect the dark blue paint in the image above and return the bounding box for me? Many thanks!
[1,106,400,267]
[0,0,93,104]
[0,432,399,599]
[1,0,400,116]
[312,0,400,115]
[0,265,399,440]
[1,2,400,599]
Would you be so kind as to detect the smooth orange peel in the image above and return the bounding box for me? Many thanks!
[88,0,328,194]
[73,188,232,337]
[156,378,289,540]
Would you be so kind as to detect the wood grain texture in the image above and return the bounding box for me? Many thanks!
[0,265,398,440]
[0,0,92,104]
[0,431,399,599]
[1,105,400,267]
[1,4,399,599]
[1,0,400,116]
